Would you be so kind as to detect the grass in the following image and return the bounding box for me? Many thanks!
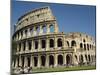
[32,65,96,73]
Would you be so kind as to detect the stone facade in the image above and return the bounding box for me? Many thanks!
[11,6,96,74]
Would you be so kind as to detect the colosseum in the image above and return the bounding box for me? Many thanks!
[11,6,96,74]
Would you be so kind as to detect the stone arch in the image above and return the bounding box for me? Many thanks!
[88,55,91,62]
[79,55,84,64]
[80,43,83,48]
[36,26,40,35]
[21,56,24,67]
[50,24,54,33]
[49,39,54,48]
[30,27,33,35]
[66,54,72,65]
[19,43,21,51]
[27,57,31,67]
[57,38,62,47]
[87,44,89,50]
[28,41,32,50]
[41,55,46,66]
[41,39,46,48]
[85,54,88,61]
[75,55,78,61]
[21,31,23,38]
[25,29,27,37]
[71,40,76,47]
[34,57,38,67]
[49,55,54,66]
[66,41,69,47]
[23,41,26,51]
[35,40,38,49]
[90,44,91,49]
[17,57,19,67]
[83,39,86,42]
[84,44,86,50]
[42,25,47,33]
[58,55,63,65]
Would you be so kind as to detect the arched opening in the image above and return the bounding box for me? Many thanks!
[50,39,54,48]
[83,39,86,42]
[90,44,91,49]
[28,41,32,50]
[88,55,91,62]
[21,56,24,67]
[35,41,38,49]
[66,54,71,65]
[66,41,69,47]
[85,55,87,61]
[41,40,46,48]
[75,55,77,61]
[50,24,54,33]
[36,26,40,35]
[21,31,23,38]
[80,43,83,48]
[19,43,21,51]
[23,41,26,51]
[25,30,27,37]
[49,55,54,66]
[30,28,33,35]
[27,57,30,67]
[91,55,93,62]
[41,55,46,66]
[17,57,19,67]
[87,44,89,50]
[42,26,47,34]
[84,44,86,50]
[79,55,84,64]
[57,38,62,47]
[58,55,63,65]
[71,40,76,47]
[34,57,38,67]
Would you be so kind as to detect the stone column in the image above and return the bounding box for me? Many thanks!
[54,54,57,67]
[25,40,28,51]
[38,39,41,51]
[30,55,34,68]
[27,28,30,37]
[46,38,49,51]
[32,40,34,52]
[15,57,18,68]
[19,32,21,40]
[47,24,50,34]
[63,36,66,48]
[24,56,28,67]
[54,37,57,49]
[21,42,23,52]
[39,25,43,34]
[19,55,22,67]
[37,55,41,68]
[46,55,49,67]
[17,43,19,52]
[23,30,25,38]
[63,53,66,66]
[33,27,36,36]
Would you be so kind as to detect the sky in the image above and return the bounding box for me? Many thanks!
[11,0,96,37]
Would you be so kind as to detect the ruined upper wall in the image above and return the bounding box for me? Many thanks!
[15,6,56,31]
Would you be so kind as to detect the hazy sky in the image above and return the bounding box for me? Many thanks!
[11,1,96,37]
